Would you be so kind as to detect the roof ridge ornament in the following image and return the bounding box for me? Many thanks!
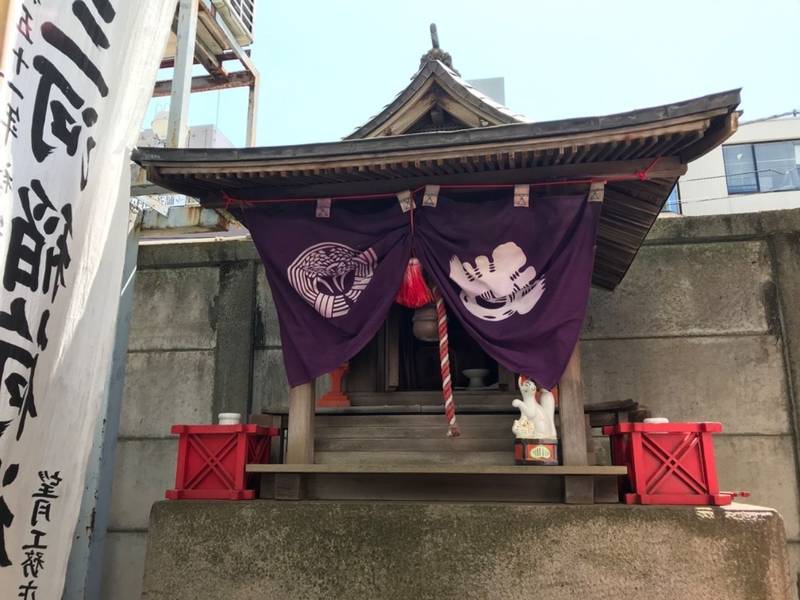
[420,23,460,75]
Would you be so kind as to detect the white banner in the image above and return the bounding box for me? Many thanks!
[0,1,177,597]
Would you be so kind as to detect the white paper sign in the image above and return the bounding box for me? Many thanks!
[0,1,177,597]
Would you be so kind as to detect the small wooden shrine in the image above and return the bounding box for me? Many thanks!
[134,30,740,504]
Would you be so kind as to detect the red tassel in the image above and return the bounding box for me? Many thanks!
[395,258,432,308]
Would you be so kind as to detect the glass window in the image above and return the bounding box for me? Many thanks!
[754,141,800,192]
[662,185,681,213]
[723,144,758,194]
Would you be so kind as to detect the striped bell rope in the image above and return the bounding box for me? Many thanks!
[432,285,460,437]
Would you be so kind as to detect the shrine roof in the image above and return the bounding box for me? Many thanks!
[343,59,531,139]
[133,88,741,289]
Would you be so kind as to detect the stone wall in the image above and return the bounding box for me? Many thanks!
[101,209,800,599]
[141,501,792,600]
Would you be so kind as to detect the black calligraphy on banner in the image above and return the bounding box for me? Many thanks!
[4,180,72,300]
[0,0,117,575]
[17,471,61,599]
[0,297,49,441]
[32,0,116,189]
[0,461,19,567]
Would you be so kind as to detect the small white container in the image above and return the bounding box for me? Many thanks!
[643,417,670,424]
[218,413,242,425]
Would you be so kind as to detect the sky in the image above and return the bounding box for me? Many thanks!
[142,0,800,148]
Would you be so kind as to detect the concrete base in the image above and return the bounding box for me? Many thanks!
[142,501,792,600]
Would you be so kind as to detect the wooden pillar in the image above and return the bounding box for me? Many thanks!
[278,381,315,499]
[286,381,316,464]
[559,343,593,503]
[166,0,199,148]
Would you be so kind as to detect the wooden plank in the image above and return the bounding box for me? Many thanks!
[159,159,686,206]
[316,437,513,452]
[153,70,255,97]
[317,397,637,415]
[316,413,514,427]
[305,473,563,502]
[286,381,315,464]
[594,476,622,503]
[151,122,703,175]
[679,112,739,163]
[160,49,250,70]
[585,414,596,465]
[192,37,227,82]
[348,390,514,407]
[559,343,594,503]
[274,473,303,500]
[315,450,512,466]
[251,413,285,464]
[246,464,627,475]
[498,365,516,391]
[315,425,510,439]
[385,307,400,391]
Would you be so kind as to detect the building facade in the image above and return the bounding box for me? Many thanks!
[668,112,800,216]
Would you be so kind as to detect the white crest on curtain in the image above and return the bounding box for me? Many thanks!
[287,243,377,318]
[449,241,545,321]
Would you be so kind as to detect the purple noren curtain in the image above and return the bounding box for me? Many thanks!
[240,199,411,386]
[238,190,600,389]
[416,191,600,389]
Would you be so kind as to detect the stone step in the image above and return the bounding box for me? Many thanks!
[315,425,510,439]
[315,413,513,428]
[249,464,626,475]
[315,450,513,466]
[316,437,513,453]
[347,391,514,407]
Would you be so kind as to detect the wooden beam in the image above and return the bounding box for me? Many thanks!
[193,37,228,82]
[247,464,627,475]
[159,49,249,69]
[166,0,199,148]
[679,112,739,163]
[149,121,705,176]
[153,70,255,97]
[286,381,316,464]
[172,158,686,206]
[559,343,594,503]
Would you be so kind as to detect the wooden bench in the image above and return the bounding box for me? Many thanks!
[247,463,628,502]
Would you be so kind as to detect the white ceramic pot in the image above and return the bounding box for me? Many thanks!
[218,412,242,425]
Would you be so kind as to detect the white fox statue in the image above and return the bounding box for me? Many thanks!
[511,375,557,439]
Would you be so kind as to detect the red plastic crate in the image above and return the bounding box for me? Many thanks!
[166,424,280,500]
[602,422,733,506]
